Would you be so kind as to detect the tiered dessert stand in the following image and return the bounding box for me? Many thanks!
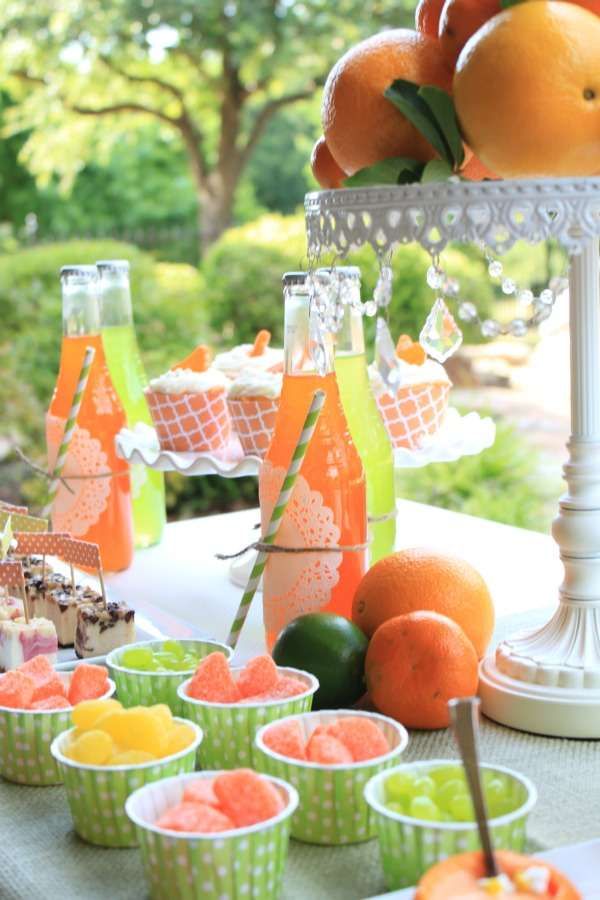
[305,177,600,739]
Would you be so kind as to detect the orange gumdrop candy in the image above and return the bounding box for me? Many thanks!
[396,335,427,365]
[173,345,212,373]
[248,330,271,357]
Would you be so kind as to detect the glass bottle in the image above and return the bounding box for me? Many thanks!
[259,272,367,647]
[46,265,133,571]
[330,267,396,562]
[96,260,165,548]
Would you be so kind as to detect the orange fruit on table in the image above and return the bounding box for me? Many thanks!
[352,547,494,658]
[365,611,479,729]
[415,849,580,899]
[460,152,500,181]
[438,0,501,65]
[453,2,600,178]
[321,29,453,176]
[310,136,347,189]
[415,0,447,36]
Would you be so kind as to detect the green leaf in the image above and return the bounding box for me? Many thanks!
[384,80,453,167]
[344,157,424,187]
[421,159,454,183]
[418,86,465,169]
[501,0,524,7]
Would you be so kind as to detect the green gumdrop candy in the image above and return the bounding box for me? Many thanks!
[385,771,417,804]
[413,775,436,799]
[409,796,442,822]
[449,793,474,822]
[163,640,185,660]
[436,778,468,812]
[121,647,154,670]
[385,801,406,816]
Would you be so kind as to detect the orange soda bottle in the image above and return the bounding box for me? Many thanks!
[46,265,133,571]
[259,271,367,646]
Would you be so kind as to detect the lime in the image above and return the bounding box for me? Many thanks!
[272,613,368,709]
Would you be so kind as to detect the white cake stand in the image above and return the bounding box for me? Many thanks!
[116,424,261,588]
[306,177,600,738]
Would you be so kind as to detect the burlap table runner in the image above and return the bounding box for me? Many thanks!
[1,608,599,900]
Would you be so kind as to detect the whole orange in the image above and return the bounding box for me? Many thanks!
[352,547,494,658]
[321,30,453,176]
[310,136,347,189]
[454,2,600,178]
[415,0,447,36]
[365,611,479,729]
[438,0,501,64]
[460,153,500,181]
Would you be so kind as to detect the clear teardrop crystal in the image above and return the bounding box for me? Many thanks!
[419,297,463,362]
[374,317,401,388]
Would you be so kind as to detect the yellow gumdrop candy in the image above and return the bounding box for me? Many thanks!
[67,730,115,765]
[72,699,122,732]
[94,710,131,744]
[164,723,196,758]
[149,704,173,730]
[108,750,156,766]
[119,708,169,756]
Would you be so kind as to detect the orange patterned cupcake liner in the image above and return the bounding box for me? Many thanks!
[227,396,279,459]
[376,382,450,450]
[146,387,232,453]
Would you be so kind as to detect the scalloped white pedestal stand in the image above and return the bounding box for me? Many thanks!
[305,177,600,738]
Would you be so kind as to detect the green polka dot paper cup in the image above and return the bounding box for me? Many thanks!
[254,710,409,846]
[107,640,233,716]
[177,666,318,770]
[125,771,298,900]
[0,674,115,787]
[50,718,203,847]
[364,759,537,890]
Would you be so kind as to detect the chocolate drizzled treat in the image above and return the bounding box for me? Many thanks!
[17,556,54,581]
[33,584,104,648]
[75,600,135,659]
[26,573,69,606]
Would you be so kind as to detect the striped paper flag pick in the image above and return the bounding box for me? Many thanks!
[13,532,71,557]
[0,561,24,588]
[60,538,101,570]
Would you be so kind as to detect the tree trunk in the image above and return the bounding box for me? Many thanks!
[197,167,239,256]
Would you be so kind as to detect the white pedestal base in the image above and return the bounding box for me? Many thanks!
[479,655,600,738]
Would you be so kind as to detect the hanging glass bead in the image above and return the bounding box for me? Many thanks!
[426,265,443,290]
[510,319,528,337]
[420,297,463,362]
[458,301,478,322]
[517,288,534,306]
[442,276,460,297]
[488,260,503,278]
[502,278,516,295]
[364,300,378,317]
[481,319,501,338]
[539,288,554,306]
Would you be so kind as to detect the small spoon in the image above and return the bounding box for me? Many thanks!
[448,696,499,879]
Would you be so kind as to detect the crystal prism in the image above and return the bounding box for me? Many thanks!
[374,317,401,388]
[419,298,463,363]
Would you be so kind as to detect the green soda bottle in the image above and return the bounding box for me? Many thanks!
[97,260,165,548]
[331,267,396,563]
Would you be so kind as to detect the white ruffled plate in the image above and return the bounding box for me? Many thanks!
[115,423,261,478]
[393,408,496,469]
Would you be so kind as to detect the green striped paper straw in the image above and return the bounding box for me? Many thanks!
[227,389,326,649]
[43,345,96,520]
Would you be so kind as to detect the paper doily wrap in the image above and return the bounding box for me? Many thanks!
[145,387,231,453]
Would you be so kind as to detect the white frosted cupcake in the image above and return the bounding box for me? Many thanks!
[370,336,451,450]
[214,330,283,380]
[227,369,282,459]
[145,348,232,453]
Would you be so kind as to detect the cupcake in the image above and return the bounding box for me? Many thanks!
[214,329,283,380]
[145,345,232,453]
[227,368,281,459]
[370,335,451,450]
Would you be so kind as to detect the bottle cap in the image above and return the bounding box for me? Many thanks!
[333,266,361,281]
[96,260,130,274]
[282,271,307,287]
[60,265,98,282]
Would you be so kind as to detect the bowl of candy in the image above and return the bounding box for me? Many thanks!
[106,638,232,715]
[51,699,202,847]
[254,709,408,845]
[178,652,319,769]
[364,758,538,889]
[126,768,298,900]
[0,656,114,786]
